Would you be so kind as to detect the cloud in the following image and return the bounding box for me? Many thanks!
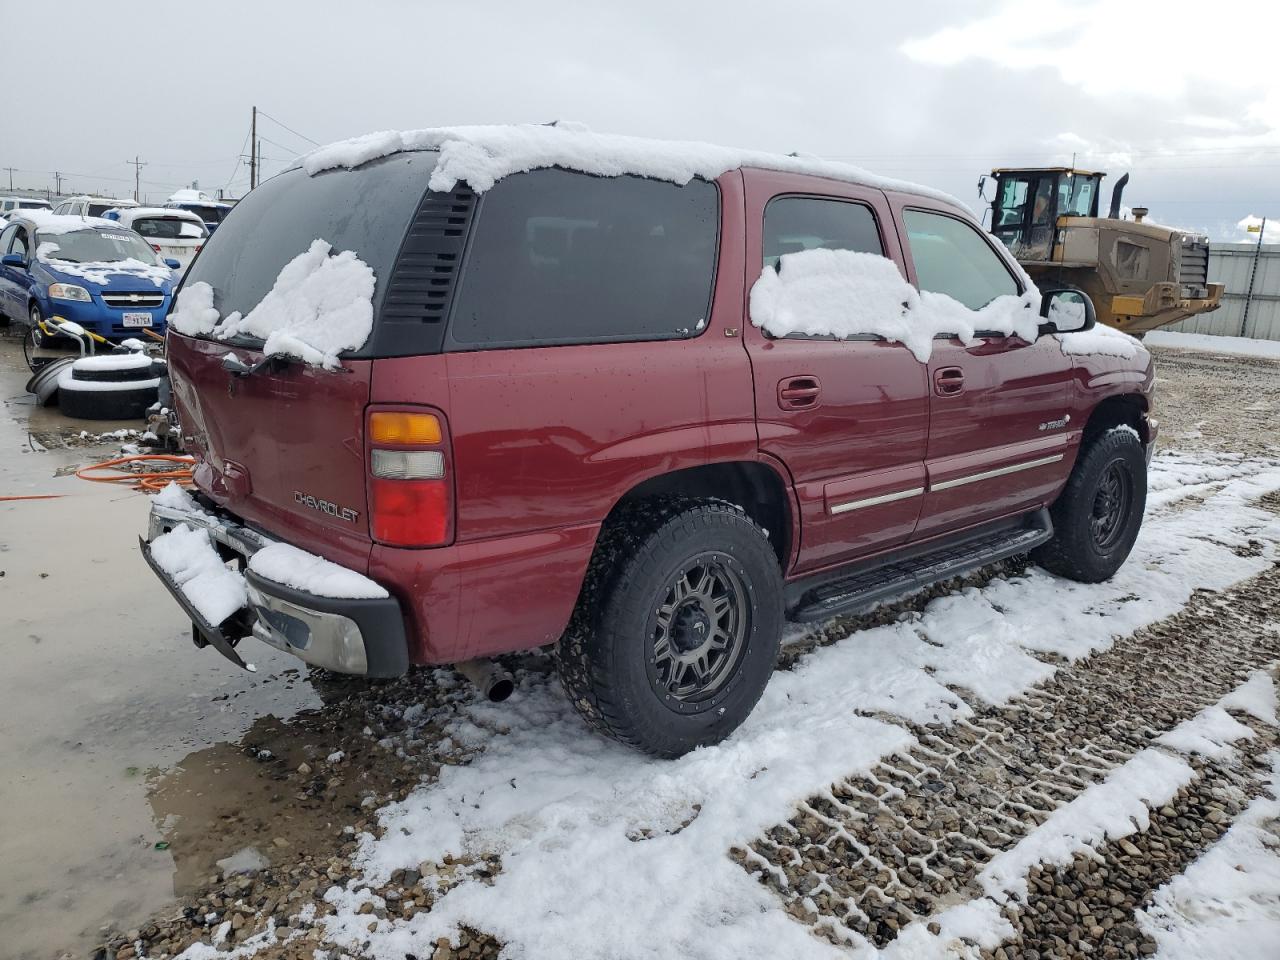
[902,0,1280,108]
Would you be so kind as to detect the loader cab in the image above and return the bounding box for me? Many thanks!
[989,168,1104,262]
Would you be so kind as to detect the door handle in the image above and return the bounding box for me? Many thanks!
[934,367,964,396]
[778,376,821,410]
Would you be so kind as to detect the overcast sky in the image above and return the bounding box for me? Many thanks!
[8,0,1279,240]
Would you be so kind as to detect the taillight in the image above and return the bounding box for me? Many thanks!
[367,409,452,547]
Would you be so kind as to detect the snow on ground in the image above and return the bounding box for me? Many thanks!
[304,451,1280,960]
[168,241,375,368]
[1138,752,1280,959]
[887,678,1277,959]
[297,123,963,207]
[1145,330,1280,359]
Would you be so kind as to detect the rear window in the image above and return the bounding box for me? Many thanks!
[18,200,50,210]
[447,170,719,349]
[133,217,205,240]
[182,204,227,224]
[182,152,436,327]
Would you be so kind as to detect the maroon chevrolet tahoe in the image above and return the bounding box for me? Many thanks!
[144,142,1155,757]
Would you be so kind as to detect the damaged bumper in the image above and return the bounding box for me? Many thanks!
[142,497,409,677]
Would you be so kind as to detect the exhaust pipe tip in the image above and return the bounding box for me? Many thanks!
[455,659,515,703]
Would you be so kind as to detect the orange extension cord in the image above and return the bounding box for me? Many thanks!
[75,454,196,493]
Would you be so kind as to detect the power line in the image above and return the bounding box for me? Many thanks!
[255,109,319,146]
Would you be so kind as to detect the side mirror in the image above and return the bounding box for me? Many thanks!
[1,253,25,269]
[164,258,182,270]
[1039,287,1095,335]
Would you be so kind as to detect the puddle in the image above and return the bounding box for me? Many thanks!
[0,334,325,958]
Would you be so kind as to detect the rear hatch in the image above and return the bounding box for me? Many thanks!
[166,151,449,571]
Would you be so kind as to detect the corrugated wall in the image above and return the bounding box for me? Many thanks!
[1167,242,1280,341]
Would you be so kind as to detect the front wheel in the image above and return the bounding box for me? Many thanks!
[1033,426,1147,583]
[555,498,783,758]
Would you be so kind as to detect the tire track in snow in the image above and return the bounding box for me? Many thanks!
[740,564,1280,950]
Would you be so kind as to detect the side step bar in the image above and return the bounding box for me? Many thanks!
[787,509,1053,623]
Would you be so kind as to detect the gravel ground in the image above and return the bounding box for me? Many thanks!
[53,344,1280,960]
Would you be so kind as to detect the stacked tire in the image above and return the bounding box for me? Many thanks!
[57,354,162,421]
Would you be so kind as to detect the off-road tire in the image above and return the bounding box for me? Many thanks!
[1033,427,1146,583]
[58,380,159,420]
[555,497,784,758]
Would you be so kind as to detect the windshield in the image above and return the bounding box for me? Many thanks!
[36,228,162,265]
[133,217,206,240]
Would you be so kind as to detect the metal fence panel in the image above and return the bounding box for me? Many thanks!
[1168,242,1280,340]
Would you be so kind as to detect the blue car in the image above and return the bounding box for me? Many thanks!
[0,213,180,339]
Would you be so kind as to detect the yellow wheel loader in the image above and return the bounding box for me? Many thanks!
[985,167,1223,336]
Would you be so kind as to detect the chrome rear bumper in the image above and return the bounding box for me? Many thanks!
[143,498,408,677]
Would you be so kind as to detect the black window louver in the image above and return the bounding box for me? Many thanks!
[375,186,476,356]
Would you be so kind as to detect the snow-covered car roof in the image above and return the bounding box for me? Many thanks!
[296,122,963,207]
[61,194,139,207]
[13,209,121,235]
[167,189,230,207]
[107,206,207,229]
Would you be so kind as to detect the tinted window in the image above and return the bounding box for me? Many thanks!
[183,152,436,323]
[448,170,718,348]
[133,217,206,240]
[764,197,882,267]
[87,203,114,217]
[903,209,1019,310]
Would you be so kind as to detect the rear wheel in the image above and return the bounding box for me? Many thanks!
[1033,427,1147,583]
[555,498,783,758]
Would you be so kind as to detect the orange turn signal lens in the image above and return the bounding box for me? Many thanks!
[370,412,441,445]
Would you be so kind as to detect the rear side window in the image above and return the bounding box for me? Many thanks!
[903,208,1019,309]
[447,170,719,348]
[764,197,883,267]
[87,203,113,217]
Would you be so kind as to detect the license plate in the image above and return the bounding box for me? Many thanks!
[122,313,153,327]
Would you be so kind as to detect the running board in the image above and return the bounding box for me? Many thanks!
[787,510,1053,623]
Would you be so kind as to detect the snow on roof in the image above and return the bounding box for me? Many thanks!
[18,209,119,235]
[297,122,963,205]
[63,194,139,206]
[167,189,228,206]
[109,206,206,226]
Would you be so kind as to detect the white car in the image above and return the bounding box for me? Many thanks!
[53,195,140,218]
[0,196,53,219]
[102,207,209,273]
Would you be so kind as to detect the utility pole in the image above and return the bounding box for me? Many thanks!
[1240,216,1267,338]
[3,167,13,191]
[250,105,257,190]
[129,155,147,202]
[54,171,63,196]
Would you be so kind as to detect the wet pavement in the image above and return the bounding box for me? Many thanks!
[0,331,323,959]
